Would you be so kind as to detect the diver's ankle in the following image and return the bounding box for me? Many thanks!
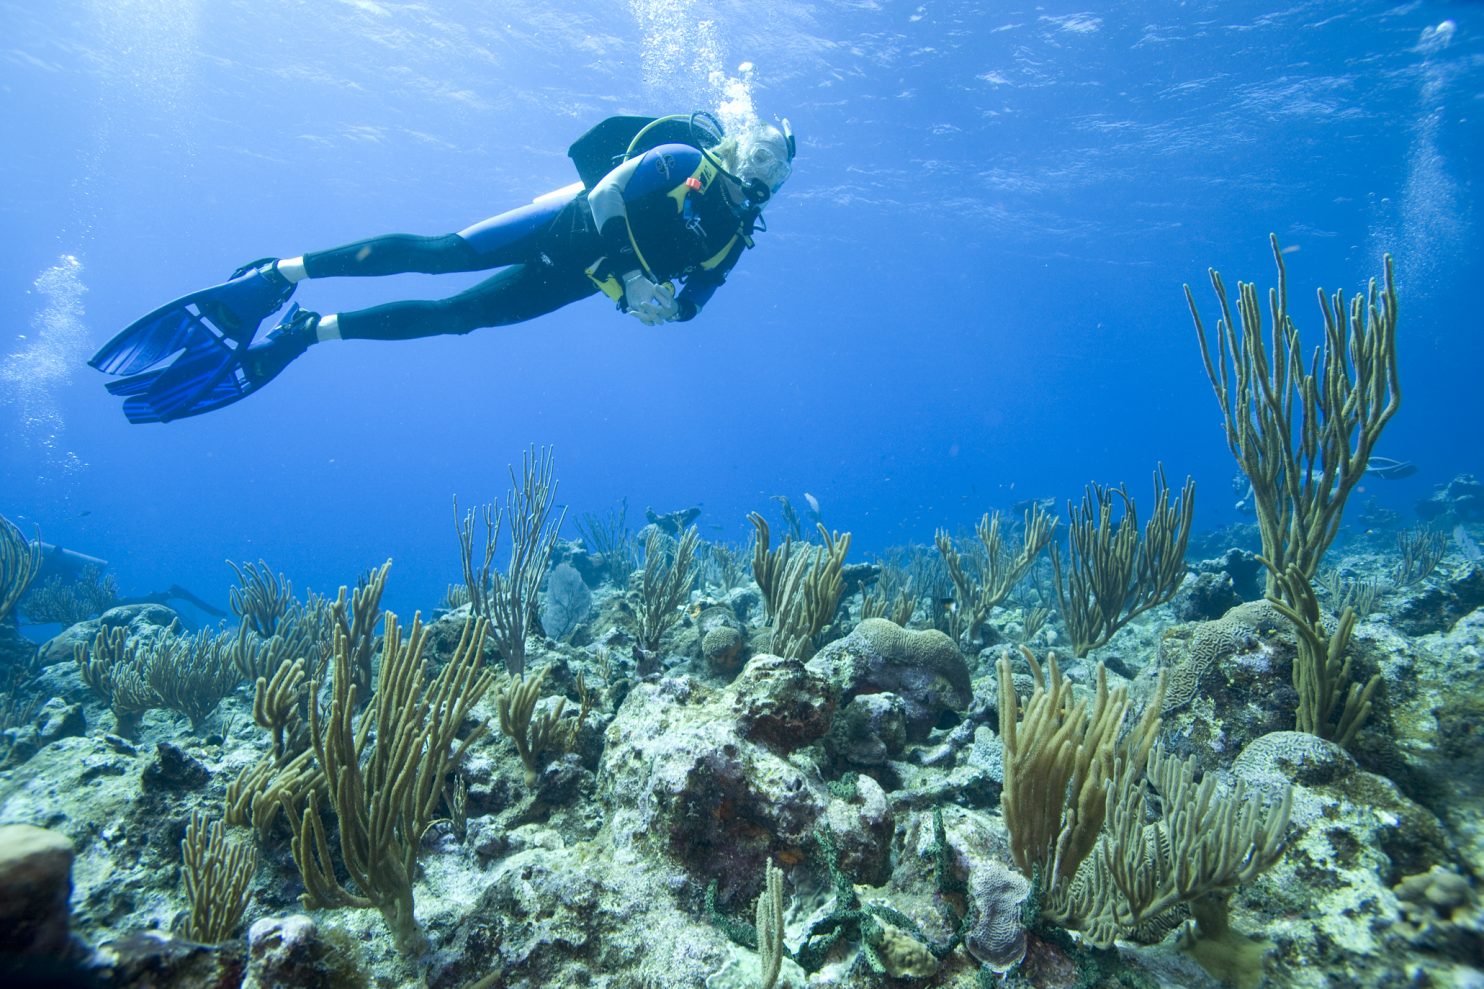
[315,313,340,342]
[276,257,309,283]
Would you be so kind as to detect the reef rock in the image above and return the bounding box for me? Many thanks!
[0,734,179,945]
[1172,569,1244,622]
[430,833,734,989]
[0,698,85,769]
[37,603,180,669]
[0,823,75,962]
[1155,600,1299,773]
[243,914,366,989]
[1416,473,1484,525]
[1191,546,1266,602]
[826,692,908,767]
[597,665,889,906]
[1231,731,1466,987]
[140,741,210,792]
[93,930,243,989]
[806,618,970,739]
[0,617,37,673]
[723,653,834,749]
[1390,561,1484,636]
[1386,606,1484,875]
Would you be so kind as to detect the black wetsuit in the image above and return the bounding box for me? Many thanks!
[300,142,754,340]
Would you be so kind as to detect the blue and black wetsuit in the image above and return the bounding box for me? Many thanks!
[584,142,754,320]
[299,142,754,340]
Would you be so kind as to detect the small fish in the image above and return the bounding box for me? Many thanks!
[803,492,820,514]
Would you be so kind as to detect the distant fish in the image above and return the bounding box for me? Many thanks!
[803,492,820,514]
[1365,457,1417,481]
[1455,525,1482,564]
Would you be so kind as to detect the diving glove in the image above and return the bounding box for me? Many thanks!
[620,270,680,326]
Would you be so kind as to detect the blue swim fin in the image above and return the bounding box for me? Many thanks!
[92,261,295,423]
[104,304,315,423]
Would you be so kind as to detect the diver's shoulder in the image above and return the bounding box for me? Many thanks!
[644,142,704,163]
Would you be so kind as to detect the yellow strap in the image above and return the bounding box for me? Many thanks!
[586,261,625,303]
[699,235,740,271]
[668,157,719,213]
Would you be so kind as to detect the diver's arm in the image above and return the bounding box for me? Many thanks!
[590,151,681,320]
[588,155,647,266]
[674,272,721,321]
[674,240,745,321]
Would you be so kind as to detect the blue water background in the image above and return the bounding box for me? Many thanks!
[2,0,1480,623]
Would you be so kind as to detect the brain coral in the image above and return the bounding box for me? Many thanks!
[1161,599,1291,713]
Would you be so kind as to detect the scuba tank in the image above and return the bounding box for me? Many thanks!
[565,112,726,189]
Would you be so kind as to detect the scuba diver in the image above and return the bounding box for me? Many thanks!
[89,112,796,423]
[1231,457,1419,514]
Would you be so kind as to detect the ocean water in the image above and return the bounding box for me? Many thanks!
[2,4,1484,986]
[2,0,1476,618]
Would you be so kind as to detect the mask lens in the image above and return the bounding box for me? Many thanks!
[738,129,792,194]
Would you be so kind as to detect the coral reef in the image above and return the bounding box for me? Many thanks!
[3,392,1483,987]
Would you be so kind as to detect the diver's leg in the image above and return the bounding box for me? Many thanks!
[296,234,486,277]
[324,263,598,341]
[283,198,574,280]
